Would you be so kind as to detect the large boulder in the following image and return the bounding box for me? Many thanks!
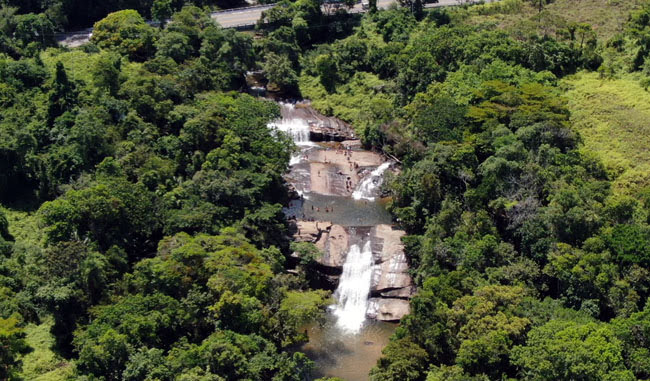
[316,224,349,268]
[292,221,349,269]
[294,220,331,243]
[371,254,413,297]
[367,298,410,321]
[371,224,406,263]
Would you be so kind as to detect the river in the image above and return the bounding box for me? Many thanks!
[268,100,413,380]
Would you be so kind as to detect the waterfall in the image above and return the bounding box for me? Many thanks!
[268,117,311,144]
[268,103,313,167]
[333,240,374,333]
[352,162,392,201]
[268,103,312,145]
[271,118,309,145]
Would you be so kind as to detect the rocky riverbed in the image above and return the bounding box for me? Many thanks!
[272,101,414,321]
[268,100,413,380]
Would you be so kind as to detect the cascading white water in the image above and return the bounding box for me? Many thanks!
[268,103,314,166]
[352,162,392,201]
[267,103,311,145]
[333,240,374,333]
[289,155,302,166]
[270,117,311,144]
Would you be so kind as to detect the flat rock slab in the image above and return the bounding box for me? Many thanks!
[309,162,354,196]
[309,149,384,168]
[341,140,363,149]
[294,220,332,243]
[306,148,385,197]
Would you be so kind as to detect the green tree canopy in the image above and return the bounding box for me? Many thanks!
[91,10,156,61]
[511,319,634,380]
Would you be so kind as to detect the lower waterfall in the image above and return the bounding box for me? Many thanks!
[333,240,374,333]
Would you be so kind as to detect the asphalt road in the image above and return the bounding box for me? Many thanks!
[57,0,490,47]
[212,4,274,29]
[211,0,486,27]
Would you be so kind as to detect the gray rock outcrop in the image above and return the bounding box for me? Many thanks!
[367,298,411,321]
[370,225,414,300]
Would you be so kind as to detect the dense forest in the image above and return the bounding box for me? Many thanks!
[297,1,650,379]
[1,0,650,380]
[1,0,249,29]
[0,3,333,380]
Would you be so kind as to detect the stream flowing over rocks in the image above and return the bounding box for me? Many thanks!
[272,101,415,324]
[268,100,415,380]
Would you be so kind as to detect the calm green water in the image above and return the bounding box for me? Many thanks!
[302,315,396,381]
[285,192,393,227]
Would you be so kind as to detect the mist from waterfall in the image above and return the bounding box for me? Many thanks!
[333,240,374,333]
[352,162,392,201]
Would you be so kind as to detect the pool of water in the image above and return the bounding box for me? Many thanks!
[284,193,393,227]
[302,315,396,381]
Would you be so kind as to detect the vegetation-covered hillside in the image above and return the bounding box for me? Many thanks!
[288,0,650,379]
[2,0,249,30]
[1,0,650,380]
[0,4,333,380]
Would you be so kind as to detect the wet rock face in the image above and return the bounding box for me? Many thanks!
[317,224,350,268]
[306,147,384,197]
[294,220,332,244]
[245,71,268,96]
[370,225,414,300]
[310,126,355,142]
[368,225,414,321]
[279,101,357,142]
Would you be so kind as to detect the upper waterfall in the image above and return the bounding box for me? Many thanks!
[268,102,312,145]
